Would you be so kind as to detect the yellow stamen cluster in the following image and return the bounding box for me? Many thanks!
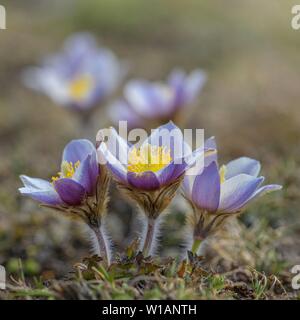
[51,160,80,182]
[68,74,93,100]
[219,165,227,184]
[127,144,172,174]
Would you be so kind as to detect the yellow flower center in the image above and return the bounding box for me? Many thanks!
[68,75,93,100]
[51,160,80,182]
[127,144,172,174]
[219,165,227,184]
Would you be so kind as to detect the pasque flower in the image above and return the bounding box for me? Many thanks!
[97,121,212,256]
[108,68,206,128]
[183,138,282,254]
[22,33,126,111]
[19,139,112,264]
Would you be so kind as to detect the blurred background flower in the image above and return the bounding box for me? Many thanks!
[108,68,206,129]
[22,32,127,114]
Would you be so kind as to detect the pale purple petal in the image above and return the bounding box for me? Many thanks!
[183,148,216,198]
[90,47,127,92]
[233,184,282,211]
[183,69,207,104]
[168,68,186,89]
[124,80,159,117]
[89,147,100,180]
[124,80,174,118]
[97,143,127,184]
[225,157,261,179]
[168,68,206,107]
[19,175,63,205]
[184,147,216,177]
[203,137,218,166]
[127,171,160,191]
[204,136,217,150]
[53,178,86,205]
[157,161,187,187]
[20,175,53,190]
[219,174,264,213]
[146,121,192,160]
[191,161,220,212]
[63,139,96,164]
[73,154,99,195]
[22,67,70,106]
[97,127,130,165]
[63,32,97,59]
[19,189,63,205]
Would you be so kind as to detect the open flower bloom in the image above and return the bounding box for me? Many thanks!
[97,121,213,256]
[108,68,206,128]
[19,139,112,264]
[19,139,99,206]
[184,152,282,214]
[97,122,209,192]
[22,33,126,110]
[183,139,282,253]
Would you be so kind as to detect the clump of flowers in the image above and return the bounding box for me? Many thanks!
[182,138,282,254]
[96,121,212,256]
[19,124,282,267]
[19,139,112,265]
[22,33,127,112]
[108,68,206,129]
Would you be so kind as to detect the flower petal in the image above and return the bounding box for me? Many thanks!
[168,68,186,86]
[204,136,217,150]
[63,139,96,164]
[145,121,192,160]
[96,127,130,165]
[183,69,207,103]
[20,175,53,190]
[97,142,128,184]
[191,161,220,212]
[73,154,99,195]
[124,80,174,118]
[22,67,70,106]
[53,178,86,205]
[219,174,264,213]
[168,68,206,107]
[183,147,217,200]
[127,171,160,191]
[234,184,282,211]
[63,32,97,58]
[19,175,63,205]
[157,162,187,187]
[184,146,216,177]
[225,157,261,179]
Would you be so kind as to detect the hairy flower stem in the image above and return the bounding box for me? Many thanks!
[91,224,111,266]
[191,238,202,255]
[142,217,157,257]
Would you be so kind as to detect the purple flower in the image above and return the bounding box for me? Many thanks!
[97,121,209,192]
[184,141,282,214]
[22,33,127,111]
[19,139,99,206]
[97,121,214,257]
[108,68,206,127]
